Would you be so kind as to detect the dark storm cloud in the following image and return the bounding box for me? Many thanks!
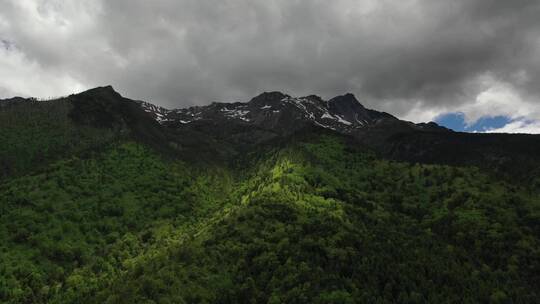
[1,0,540,121]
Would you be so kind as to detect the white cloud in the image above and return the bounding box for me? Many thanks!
[0,45,85,98]
[458,74,540,125]
[396,100,447,123]
[421,73,540,133]
[486,119,540,134]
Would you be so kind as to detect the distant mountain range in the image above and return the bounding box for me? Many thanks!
[136,89,446,133]
[1,85,538,182]
[42,86,540,175]
[2,86,540,172]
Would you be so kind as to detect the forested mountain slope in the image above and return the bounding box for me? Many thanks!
[1,87,540,303]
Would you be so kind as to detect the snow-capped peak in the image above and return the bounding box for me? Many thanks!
[137,92,397,133]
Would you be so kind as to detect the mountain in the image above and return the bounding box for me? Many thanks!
[1,86,540,303]
[135,87,540,179]
[137,89,447,135]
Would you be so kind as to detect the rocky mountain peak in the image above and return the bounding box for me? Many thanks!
[328,93,364,111]
[248,91,289,107]
[78,85,121,99]
[327,93,371,125]
[56,88,448,142]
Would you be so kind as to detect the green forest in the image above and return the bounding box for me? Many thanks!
[1,97,540,303]
[1,134,539,303]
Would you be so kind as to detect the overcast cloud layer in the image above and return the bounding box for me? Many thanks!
[1,0,540,132]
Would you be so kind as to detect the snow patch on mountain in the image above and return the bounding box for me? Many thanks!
[221,107,250,121]
[321,113,335,120]
[335,115,352,126]
[136,92,403,133]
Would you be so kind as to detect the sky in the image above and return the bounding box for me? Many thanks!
[1,0,540,133]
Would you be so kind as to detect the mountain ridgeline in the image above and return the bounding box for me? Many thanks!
[1,86,539,303]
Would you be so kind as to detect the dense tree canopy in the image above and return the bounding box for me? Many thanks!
[1,133,539,303]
